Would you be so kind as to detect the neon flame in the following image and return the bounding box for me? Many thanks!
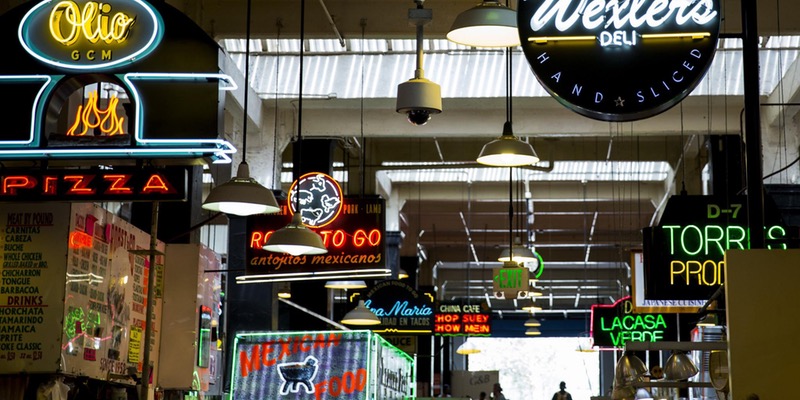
[69,231,93,249]
[49,1,136,46]
[67,91,125,136]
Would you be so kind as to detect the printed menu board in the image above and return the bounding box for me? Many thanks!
[60,203,165,380]
[0,203,164,379]
[0,203,70,372]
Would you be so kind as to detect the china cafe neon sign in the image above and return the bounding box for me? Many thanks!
[434,303,491,336]
[590,296,677,348]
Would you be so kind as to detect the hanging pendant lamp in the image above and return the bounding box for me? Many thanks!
[202,0,279,217]
[202,162,280,216]
[263,213,327,256]
[663,351,699,380]
[324,280,367,289]
[524,317,541,327]
[262,0,327,257]
[524,327,541,336]
[456,339,481,355]
[341,300,381,325]
[497,243,537,263]
[477,122,540,167]
[477,43,538,166]
[447,0,520,48]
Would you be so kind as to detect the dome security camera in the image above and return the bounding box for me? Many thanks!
[396,77,442,126]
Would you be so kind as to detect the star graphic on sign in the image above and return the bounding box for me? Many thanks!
[615,96,625,107]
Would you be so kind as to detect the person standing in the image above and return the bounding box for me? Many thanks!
[491,383,506,400]
[552,381,573,400]
[479,392,487,400]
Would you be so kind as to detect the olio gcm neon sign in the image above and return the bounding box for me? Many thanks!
[664,204,787,287]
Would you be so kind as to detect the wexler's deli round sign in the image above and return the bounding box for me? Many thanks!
[518,0,720,121]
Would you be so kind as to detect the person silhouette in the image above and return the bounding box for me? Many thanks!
[492,383,506,400]
[479,391,487,400]
[552,381,573,400]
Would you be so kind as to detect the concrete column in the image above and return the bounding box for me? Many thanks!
[761,112,800,185]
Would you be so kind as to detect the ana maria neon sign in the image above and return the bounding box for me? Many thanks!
[19,0,163,70]
[590,296,677,348]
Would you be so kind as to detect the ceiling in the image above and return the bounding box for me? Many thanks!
[201,0,800,322]
[3,0,794,323]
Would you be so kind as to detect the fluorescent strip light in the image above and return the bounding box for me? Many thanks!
[528,36,596,44]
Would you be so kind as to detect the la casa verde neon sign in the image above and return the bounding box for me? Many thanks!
[19,0,163,71]
[518,0,720,121]
[590,296,677,348]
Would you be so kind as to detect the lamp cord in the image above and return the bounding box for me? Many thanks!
[506,47,512,124]
[273,19,282,187]
[509,166,513,261]
[295,0,306,212]
[242,0,252,164]
[360,19,366,198]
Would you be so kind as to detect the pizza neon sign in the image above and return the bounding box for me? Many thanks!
[0,168,188,202]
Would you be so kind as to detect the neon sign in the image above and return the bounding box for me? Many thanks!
[49,1,136,46]
[243,196,389,283]
[19,0,163,71]
[287,172,343,228]
[639,195,798,312]
[434,303,491,336]
[0,167,188,202]
[590,296,677,348]
[231,330,414,400]
[518,0,720,121]
[352,280,435,334]
[66,91,125,136]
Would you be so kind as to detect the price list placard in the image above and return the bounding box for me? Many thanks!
[0,203,70,373]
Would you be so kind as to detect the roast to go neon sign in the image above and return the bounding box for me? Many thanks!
[664,224,787,286]
[249,229,382,250]
[49,1,135,46]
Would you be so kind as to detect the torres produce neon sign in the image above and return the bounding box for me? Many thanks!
[639,195,798,312]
